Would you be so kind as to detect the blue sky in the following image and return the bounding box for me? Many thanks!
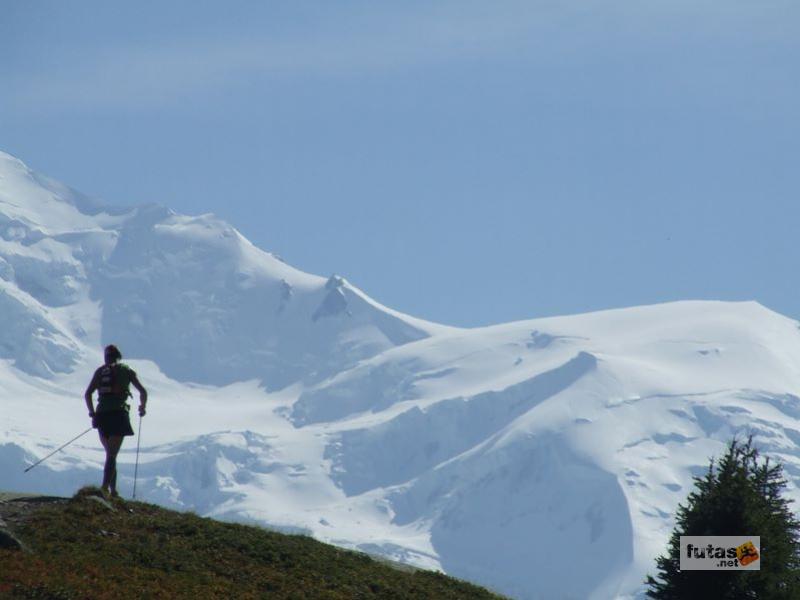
[2,1,799,327]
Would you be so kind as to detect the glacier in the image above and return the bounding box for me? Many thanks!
[2,149,800,599]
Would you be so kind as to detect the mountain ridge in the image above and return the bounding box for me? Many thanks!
[0,487,503,599]
[0,150,450,387]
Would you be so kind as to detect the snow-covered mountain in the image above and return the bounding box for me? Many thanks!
[3,150,800,599]
[0,151,449,386]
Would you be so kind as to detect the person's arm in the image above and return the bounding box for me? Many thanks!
[131,373,148,416]
[84,373,98,421]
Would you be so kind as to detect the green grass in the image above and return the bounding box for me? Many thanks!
[0,488,503,599]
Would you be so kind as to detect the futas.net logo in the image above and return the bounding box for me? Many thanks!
[680,536,760,571]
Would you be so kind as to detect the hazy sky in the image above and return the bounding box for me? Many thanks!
[2,1,799,327]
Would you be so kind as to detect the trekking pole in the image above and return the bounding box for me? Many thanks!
[24,427,94,473]
[132,414,142,500]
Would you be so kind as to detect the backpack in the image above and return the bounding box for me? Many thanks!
[98,363,132,399]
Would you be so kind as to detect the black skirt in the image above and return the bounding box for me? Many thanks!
[95,410,134,437]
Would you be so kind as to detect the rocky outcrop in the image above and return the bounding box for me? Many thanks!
[0,492,67,552]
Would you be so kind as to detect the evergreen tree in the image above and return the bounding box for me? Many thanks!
[646,437,800,599]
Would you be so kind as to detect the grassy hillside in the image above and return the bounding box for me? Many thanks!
[0,488,503,599]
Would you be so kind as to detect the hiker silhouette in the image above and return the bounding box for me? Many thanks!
[84,345,148,498]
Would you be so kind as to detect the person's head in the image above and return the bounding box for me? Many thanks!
[104,344,122,365]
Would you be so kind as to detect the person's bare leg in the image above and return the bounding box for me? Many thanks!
[99,433,111,492]
[102,435,124,496]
